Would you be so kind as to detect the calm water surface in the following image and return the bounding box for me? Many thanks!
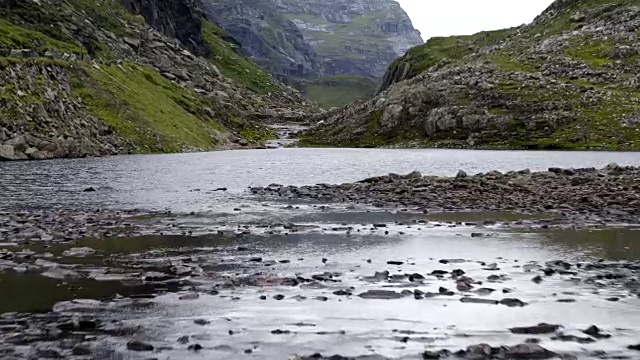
[0,148,638,212]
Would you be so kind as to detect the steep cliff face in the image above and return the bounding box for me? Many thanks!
[279,0,423,78]
[200,0,422,107]
[302,0,640,150]
[201,0,320,83]
[0,0,313,161]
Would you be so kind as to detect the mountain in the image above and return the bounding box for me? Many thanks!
[0,0,313,161]
[201,0,423,108]
[302,0,640,150]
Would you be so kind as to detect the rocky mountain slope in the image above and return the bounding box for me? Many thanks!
[201,0,423,108]
[302,0,640,150]
[0,0,313,161]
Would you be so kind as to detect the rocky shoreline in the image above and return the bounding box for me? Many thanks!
[250,163,640,226]
[1,164,640,359]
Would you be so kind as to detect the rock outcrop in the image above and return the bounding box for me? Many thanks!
[302,0,640,150]
[0,0,315,161]
[200,0,423,107]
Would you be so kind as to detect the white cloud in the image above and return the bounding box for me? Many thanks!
[396,0,556,41]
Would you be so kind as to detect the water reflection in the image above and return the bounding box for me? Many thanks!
[517,227,640,261]
[0,272,154,313]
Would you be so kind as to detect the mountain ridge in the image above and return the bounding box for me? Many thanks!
[201,0,422,108]
[301,0,640,150]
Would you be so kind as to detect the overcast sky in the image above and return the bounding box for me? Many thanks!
[396,0,555,41]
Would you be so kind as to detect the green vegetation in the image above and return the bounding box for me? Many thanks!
[66,0,144,36]
[565,38,615,68]
[525,0,636,36]
[201,20,279,94]
[305,75,378,109]
[387,28,514,81]
[0,18,82,54]
[71,62,225,153]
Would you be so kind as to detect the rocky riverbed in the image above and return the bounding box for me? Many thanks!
[250,163,640,226]
[1,162,640,359]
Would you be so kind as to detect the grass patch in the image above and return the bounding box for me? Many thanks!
[565,38,615,68]
[0,18,82,54]
[71,62,224,153]
[305,75,378,108]
[66,0,145,37]
[201,19,279,94]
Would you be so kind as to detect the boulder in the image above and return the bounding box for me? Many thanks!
[0,145,16,160]
[6,135,27,152]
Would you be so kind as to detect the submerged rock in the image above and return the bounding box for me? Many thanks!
[126,340,154,351]
[358,290,404,300]
[510,323,561,335]
[500,298,527,307]
[582,325,611,339]
[460,297,499,305]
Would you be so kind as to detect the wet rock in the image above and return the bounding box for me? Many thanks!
[430,270,448,276]
[61,247,95,257]
[187,344,203,352]
[467,343,493,356]
[500,298,527,307]
[213,345,233,351]
[474,288,496,295]
[83,187,96,192]
[439,258,465,264]
[271,329,291,335]
[629,343,640,351]
[504,343,556,359]
[532,275,543,284]
[551,334,596,343]
[36,347,62,358]
[510,323,561,335]
[57,319,98,331]
[451,269,465,277]
[194,319,210,326]
[460,297,499,305]
[177,336,190,344]
[358,290,404,299]
[42,268,79,280]
[127,340,154,351]
[179,292,199,300]
[333,289,352,296]
[556,298,576,303]
[582,325,611,339]
[422,350,451,359]
[72,343,92,356]
[438,287,455,296]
